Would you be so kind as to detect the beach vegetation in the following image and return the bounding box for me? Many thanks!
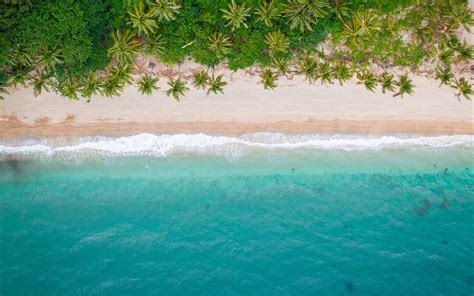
[261,69,278,90]
[137,74,159,95]
[192,71,210,89]
[149,0,181,22]
[357,70,378,92]
[394,74,414,98]
[451,77,472,101]
[166,77,188,101]
[221,0,251,31]
[207,75,227,95]
[128,2,158,35]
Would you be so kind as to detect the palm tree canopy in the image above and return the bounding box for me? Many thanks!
[208,33,232,59]
[255,1,280,26]
[221,0,251,31]
[128,2,158,35]
[137,74,159,95]
[265,31,290,56]
[282,0,330,32]
[166,77,189,101]
[260,69,278,90]
[207,74,227,95]
[108,30,141,66]
[144,34,167,56]
[148,0,181,21]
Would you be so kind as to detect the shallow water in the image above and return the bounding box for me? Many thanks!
[1,133,473,295]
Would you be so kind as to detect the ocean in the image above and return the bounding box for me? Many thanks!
[0,133,473,295]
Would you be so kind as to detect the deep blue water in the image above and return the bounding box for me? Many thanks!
[0,135,473,295]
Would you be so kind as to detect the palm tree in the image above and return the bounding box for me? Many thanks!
[108,65,134,86]
[434,66,453,86]
[61,78,80,100]
[317,62,332,84]
[8,45,34,67]
[298,56,318,83]
[454,41,473,63]
[108,30,141,66]
[379,72,395,94]
[427,44,453,67]
[394,74,414,98]
[340,21,365,47]
[260,69,278,90]
[101,77,124,98]
[333,0,350,22]
[137,74,159,95]
[448,3,474,32]
[265,31,290,56]
[282,0,330,32]
[36,46,63,72]
[207,74,227,95]
[221,0,251,31]
[255,1,280,26]
[166,77,188,101]
[192,71,210,89]
[451,77,472,101]
[332,62,352,86]
[128,2,158,35]
[208,33,232,60]
[271,56,290,75]
[352,10,379,37]
[144,33,167,56]
[9,66,32,88]
[357,70,378,92]
[31,72,52,97]
[148,0,181,21]
[80,72,102,101]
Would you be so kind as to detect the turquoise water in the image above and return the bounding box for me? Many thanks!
[1,134,473,295]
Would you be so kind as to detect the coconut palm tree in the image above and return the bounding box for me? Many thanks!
[61,78,80,100]
[255,1,280,26]
[221,0,251,31]
[80,72,102,101]
[332,62,352,86]
[144,33,167,56]
[317,62,332,84]
[298,56,318,83]
[166,77,188,101]
[208,33,232,60]
[333,0,350,22]
[137,74,159,95]
[36,46,63,72]
[108,65,134,86]
[9,66,32,87]
[427,43,453,66]
[451,77,472,101]
[394,74,414,98]
[148,0,181,21]
[192,71,210,89]
[101,77,124,98]
[453,41,473,63]
[448,3,474,32]
[108,30,141,66]
[340,21,365,47]
[128,2,158,35]
[8,45,34,67]
[271,56,290,75]
[352,9,379,37]
[265,31,290,56]
[260,69,278,90]
[379,72,395,94]
[207,74,227,95]
[282,0,330,32]
[357,70,378,92]
[31,72,52,97]
[434,66,453,86]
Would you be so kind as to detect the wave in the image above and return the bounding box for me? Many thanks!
[0,133,472,158]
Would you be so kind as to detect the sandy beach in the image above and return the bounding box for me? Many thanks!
[1,72,473,138]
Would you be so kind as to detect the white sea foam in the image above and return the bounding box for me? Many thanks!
[0,133,472,158]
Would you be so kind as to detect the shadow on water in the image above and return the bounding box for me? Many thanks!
[0,156,29,181]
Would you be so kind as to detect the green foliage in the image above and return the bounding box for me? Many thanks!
[395,74,414,98]
[282,0,330,32]
[108,30,142,66]
[221,0,251,31]
[260,69,278,90]
[265,31,290,56]
[128,2,158,35]
[192,71,210,89]
[451,77,472,101]
[166,77,188,100]
[137,74,159,95]
[207,75,227,95]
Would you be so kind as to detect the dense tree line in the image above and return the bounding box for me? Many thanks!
[0,0,472,100]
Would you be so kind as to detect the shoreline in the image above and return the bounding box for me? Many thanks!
[1,74,473,139]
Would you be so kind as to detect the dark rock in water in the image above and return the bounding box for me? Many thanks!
[423,199,432,209]
[205,204,210,210]
[442,239,448,245]
[414,207,427,217]
[345,282,354,292]
[291,168,295,171]
[440,200,450,209]
[443,168,449,175]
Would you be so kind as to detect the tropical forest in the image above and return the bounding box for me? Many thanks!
[0,0,472,101]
